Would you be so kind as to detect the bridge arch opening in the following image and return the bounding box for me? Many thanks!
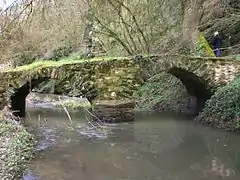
[9,78,97,118]
[167,67,212,115]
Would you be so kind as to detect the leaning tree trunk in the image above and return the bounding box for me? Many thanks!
[182,0,205,54]
[81,0,94,58]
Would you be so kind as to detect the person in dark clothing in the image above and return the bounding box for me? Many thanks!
[212,31,222,57]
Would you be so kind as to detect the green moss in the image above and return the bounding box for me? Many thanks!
[5,56,129,72]
[5,54,236,74]
[196,76,240,131]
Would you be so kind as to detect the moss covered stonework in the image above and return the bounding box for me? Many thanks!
[0,57,141,117]
[0,55,239,117]
[92,100,135,123]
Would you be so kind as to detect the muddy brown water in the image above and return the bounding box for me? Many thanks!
[22,104,240,180]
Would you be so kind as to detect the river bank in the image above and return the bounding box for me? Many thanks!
[0,113,35,180]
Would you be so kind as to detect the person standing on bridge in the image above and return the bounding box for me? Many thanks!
[212,31,222,57]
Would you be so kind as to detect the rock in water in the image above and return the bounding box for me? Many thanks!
[92,100,135,123]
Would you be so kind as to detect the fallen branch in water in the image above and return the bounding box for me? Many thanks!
[83,107,105,126]
[58,96,73,125]
[83,113,108,135]
[83,107,108,135]
[57,96,109,135]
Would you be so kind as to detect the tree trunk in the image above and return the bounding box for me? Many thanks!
[182,0,205,54]
[81,0,94,58]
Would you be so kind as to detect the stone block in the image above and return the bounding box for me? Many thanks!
[92,100,135,123]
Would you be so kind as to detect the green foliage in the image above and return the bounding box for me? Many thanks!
[196,34,215,57]
[0,123,15,135]
[37,79,60,94]
[0,122,35,179]
[8,128,35,176]
[134,73,189,111]
[52,44,73,60]
[196,76,240,131]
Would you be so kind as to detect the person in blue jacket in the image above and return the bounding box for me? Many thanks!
[212,31,222,57]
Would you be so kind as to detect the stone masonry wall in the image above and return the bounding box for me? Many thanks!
[0,58,141,111]
[0,55,240,112]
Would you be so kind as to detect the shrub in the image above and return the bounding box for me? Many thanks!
[0,122,35,179]
[196,76,240,131]
[52,44,73,60]
[10,43,41,67]
[12,50,40,67]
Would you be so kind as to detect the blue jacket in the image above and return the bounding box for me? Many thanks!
[212,35,222,49]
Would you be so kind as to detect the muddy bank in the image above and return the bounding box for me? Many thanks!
[0,114,35,180]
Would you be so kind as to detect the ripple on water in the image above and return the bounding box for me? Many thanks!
[36,128,58,151]
[22,170,40,180]
[75,123,119,140]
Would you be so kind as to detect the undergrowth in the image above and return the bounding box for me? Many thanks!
[134,72,190,112]
[196,76,240,131]
[0,120,36,179]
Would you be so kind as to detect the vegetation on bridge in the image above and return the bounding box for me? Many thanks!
[6,55,128,72]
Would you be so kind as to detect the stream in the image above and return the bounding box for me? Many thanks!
[22,100,240,180]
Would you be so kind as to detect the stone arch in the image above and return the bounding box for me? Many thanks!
[137,56,214,115]
[10,78,48,117]
[7,68,98,117]
[167,67,212,114]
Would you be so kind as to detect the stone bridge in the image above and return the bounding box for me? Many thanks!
[0,55,239,117]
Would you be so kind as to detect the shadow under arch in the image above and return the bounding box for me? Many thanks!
[9,77,97,118]
[167,67,212,115]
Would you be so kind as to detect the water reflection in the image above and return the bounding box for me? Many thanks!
[23,107,240,180]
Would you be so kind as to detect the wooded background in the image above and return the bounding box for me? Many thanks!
[0,0,239,66]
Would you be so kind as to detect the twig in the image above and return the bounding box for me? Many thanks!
[58,96,73,124]
[83,107,105,125]
[82,107,108,135]
[38,114,41,125]
[84,113,107,135]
